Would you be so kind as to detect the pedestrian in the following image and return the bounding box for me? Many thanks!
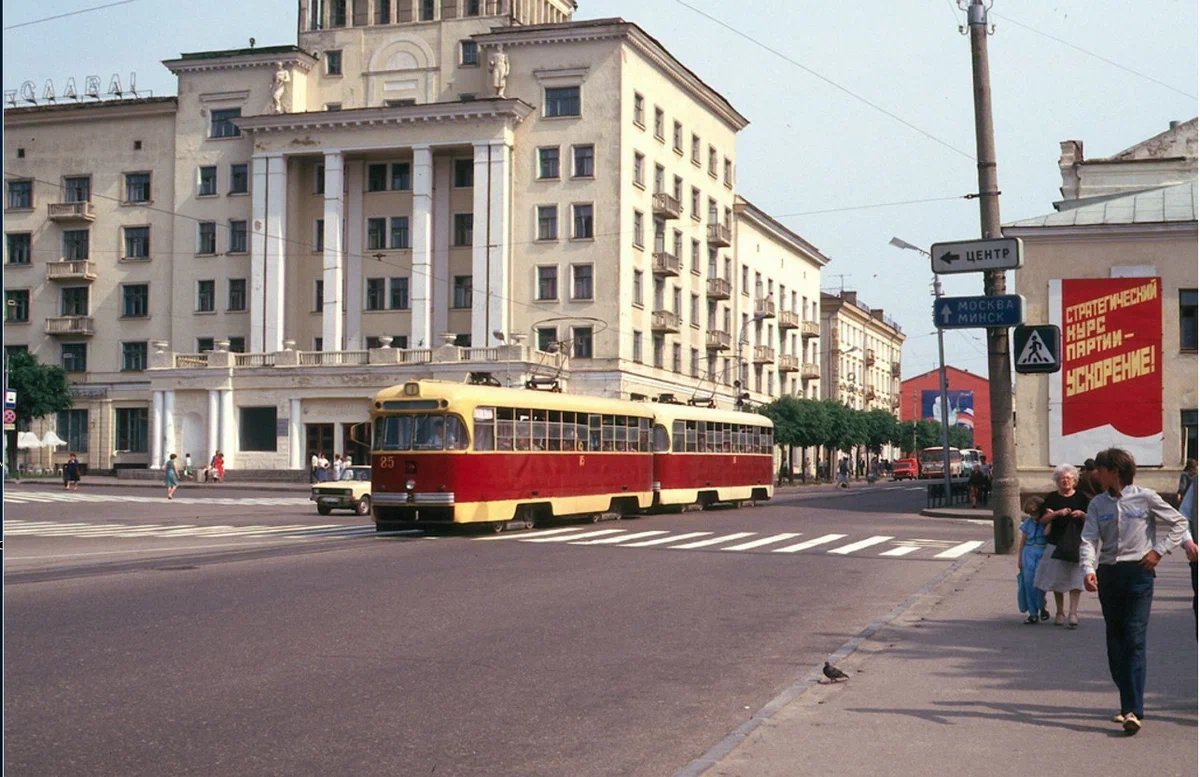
[1033,463,1089,628]
[317,451,330,481]
[184,452,194,480]
[968,464,988,507]
[212,451,225,482]
[1016,495,1050,624]
[333,453,345,480]
[1180,478,1198,630]
[310,450,320,483]
[1078,458,1102,501]
[63,452,81,491]
[1081,447,1190,734]
[1175,458,1196,507]
[837,457,850,488]
[164,453,180,499]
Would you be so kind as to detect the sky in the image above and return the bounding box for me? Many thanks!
[3,0,1196,380]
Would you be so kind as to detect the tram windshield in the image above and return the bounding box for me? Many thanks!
[373,414,469,451]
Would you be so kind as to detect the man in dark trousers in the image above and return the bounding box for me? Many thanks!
[1080,448,1190,735]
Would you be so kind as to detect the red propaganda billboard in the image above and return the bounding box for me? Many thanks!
[1048,277,1163,464]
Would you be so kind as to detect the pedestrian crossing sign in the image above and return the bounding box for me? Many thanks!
[1013,324,1061,374]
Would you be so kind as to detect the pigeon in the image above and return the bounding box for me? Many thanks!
[823,662,849,682]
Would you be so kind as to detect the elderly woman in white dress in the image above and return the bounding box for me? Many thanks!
[1033,463,1091,628]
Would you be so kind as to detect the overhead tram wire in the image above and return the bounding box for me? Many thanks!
[3,0,140,30]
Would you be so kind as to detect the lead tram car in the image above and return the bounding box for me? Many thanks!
[365,380,773,533]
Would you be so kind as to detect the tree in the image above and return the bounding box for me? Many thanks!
[862,409,898,456]
[7,350,72,426]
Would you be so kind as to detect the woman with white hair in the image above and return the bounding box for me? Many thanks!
[1033,462,1091,628]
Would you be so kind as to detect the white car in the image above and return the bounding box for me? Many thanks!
[310,465,372,516]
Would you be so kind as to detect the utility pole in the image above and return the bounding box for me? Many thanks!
[967,0,1018,553]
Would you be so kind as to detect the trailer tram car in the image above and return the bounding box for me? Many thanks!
[369,380,656,532]
[649,401,774,509]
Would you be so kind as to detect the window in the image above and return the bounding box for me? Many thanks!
[6,233,31,265]
[633,269,644,307]
[566,146,593,181]
[122,284,149,318]
[632,210,644,248]
[367,217,387,250]
[673,175,683,203]
[544,86,581,118]
[572,264,594,300]
[691,293,700,326]
[653,335,664,368]
[125,172,151,203]
[654,107,664,139]
[633,93,645,126]
[573,327,594,358]
[691,134,701,165]
[536,266,558,300]
[389,277,409,310]
[391,162,411,190]
[228,279,247,311]
[116,408,149,453]
[367,164,388,192]
[240,407,278,452]
[741,265,749,293]
[197,280,216,312]
[654,164,665,195]
[453,213,473,246]
[453,275,473,309]
[61,344,87,373]
[61,286,88,316]
[460,40,478,66]
[419,0,435,20]
[1184,410,1198,462]
[7,179,32,209]
[691,347,700,377]
[330,0,347,26]
[708,145,718,177]
[376,0,391,23]
[198,166,217,196]
[57,408,89,451]
[5,290,29,322]
[315,164,326,194]
[633,152,645,188]
[63,230,89,261]
[390,216,410,249]
[673,343,682,373]
[314,280,324,311]
[632,330,643,363]
[122,341,148,371]
[229,220,248,253]
[724,158,733,187]
[197,338,215,353]
[366,278,386,311]
[536,206,558,240]
[198,222,217,254]
[453,158,474,188]
[464,0,481,14]
[673,121,683,152]
[692,240,701,274]
[210,108,241,139]
[691,188,700,220]
[314,219,325,251]
[572,204,593,239]
[230,163,249,194]
[325,50,343,76]
[536,327,556,352]
[537,147,560,179]
[64,176,90,202]
[1181,289,1197,351]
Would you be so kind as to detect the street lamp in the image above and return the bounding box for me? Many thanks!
[890,236,954,503]
[735,310,768,409]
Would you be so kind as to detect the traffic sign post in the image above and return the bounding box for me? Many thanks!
[933,294,1025,329]
[930,237,1023,274]
[1013,324,1061,374]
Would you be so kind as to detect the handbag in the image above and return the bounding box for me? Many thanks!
[1051,519,1083,562]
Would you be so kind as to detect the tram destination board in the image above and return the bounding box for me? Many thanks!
[934,294,1025,329]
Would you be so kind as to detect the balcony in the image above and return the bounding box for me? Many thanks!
[706,222,731,247]
[799,320,820,339]
[705,330,731,351]
[46,316,95,336]
[777,309,799,330]
[865,388,877,401]
[48,201,96,223]
[651,192,682,219]
[754,297,776,319]
[650,251,681,277]
[891,360,901,378]
[651,309,680,333]
[46,260,97,282]
[705,276,731,300]
[800,362,820,380]
[865,348,876,366]
[778,354,799,373]
[752,345,776,364]
[891,396,901,409]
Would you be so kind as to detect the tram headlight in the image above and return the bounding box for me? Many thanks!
[405,479,416,491]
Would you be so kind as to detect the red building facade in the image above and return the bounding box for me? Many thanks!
[899,366,992,463]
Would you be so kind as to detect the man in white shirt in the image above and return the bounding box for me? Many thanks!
[1080,448,1190,735]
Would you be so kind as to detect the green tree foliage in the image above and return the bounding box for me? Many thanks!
[862,409,898,455]
[758,395,804,449]
[948,425,974,449]
[821,400,867,452]
[7,350,72,425]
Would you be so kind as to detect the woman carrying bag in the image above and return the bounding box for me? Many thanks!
[1033,463,1090,628]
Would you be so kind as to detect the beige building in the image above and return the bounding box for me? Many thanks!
[3,1,834,473]
[1005,120,1198,492]
[819,291,905,418]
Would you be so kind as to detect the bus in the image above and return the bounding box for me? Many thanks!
[648,401,774,509]
[919,446,963,479]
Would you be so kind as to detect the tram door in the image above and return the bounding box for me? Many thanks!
[343,422,371,465]
[305,423,334,458]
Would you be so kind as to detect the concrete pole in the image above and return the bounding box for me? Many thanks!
[968,0,1018,553]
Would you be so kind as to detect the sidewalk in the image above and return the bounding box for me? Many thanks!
[689,549,1198,777]
[2,475,309,494]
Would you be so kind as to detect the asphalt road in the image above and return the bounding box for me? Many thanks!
[4,483,988,777]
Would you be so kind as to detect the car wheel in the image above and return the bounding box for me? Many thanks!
[356,496,371,517]
[317,503,332,516]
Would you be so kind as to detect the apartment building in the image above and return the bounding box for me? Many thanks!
[819,291,905,414]
[3,0,828,471]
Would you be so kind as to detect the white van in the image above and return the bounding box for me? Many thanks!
[960,448,984,473]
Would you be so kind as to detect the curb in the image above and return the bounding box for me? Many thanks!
[3,479,308,494]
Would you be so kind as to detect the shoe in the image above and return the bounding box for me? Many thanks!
[1040,609,1050,621]
[1055,613,1065,626]
[1067,615,1079,629]
[1123,714,1142,734]
[1112,712,1128,723]
[1024,615,1038,624]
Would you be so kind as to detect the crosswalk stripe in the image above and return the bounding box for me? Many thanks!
[669,532,755,549]
[879,544,922,557]
[934,540,984,558]
[772,534,846,553]
[828,535,894,555]
[721,533,801,551]
[571,530,670,545]
[475,526,586,541]
[522,528,625,543]
[620,531,712,547]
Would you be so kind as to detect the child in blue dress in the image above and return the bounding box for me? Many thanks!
[1017,495,1050,624]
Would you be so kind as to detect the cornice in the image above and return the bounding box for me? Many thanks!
[735,197,830,266]
[3,96,178,125]
[234,98,535,134]
[1002,222,1197,240]
[163,50,317,76]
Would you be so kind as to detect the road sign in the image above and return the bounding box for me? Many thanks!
[4,390,14,407]
[1013,324,1061,374]
[934,294,1025,329]
[2,409,14,424]
[930,237,1023,274]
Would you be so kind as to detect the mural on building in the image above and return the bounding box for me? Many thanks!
[922,389,975,440]
[1049,277,1163,464]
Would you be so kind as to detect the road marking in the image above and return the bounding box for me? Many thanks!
[771,534,847,553]
[1,518,374,541]
[571,530,670,545]
[621,531,712,547]
[669,532,756,549]
[474,526,588,541]
[828,535,894,555]
[879,544,922,557]
[934,540,985,558]
[521,528,625,543]
[721,533,801,551]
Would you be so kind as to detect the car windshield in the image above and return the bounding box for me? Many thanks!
[340,467,370,482]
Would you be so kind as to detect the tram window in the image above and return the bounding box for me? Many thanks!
[445,415,469,450]
[672,421,685,452]
[474,408,495,451]
[496,407,515,451]
[698,421,708,453]
[375,415,414,451]
[547,410,561,451]
[723,425,732,452]
[532,408,548,451]
[413,415,443,450]
[685,421,698,453]
[588,414,602,451]
[639,418,651,452]
[654,424,670,452]
[514,409,532,451]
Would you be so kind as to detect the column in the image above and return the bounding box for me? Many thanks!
[431,157,451,338]
[289,398,303,469]
[265,154,289,352]
[250,155,269,352]
[219,389,236,468]
[162,390,176,460]
[411,145,434,349]
[207,390,220,461]
[344,160,364,349]
[472,141,511,345]
[150,390,163,467]
[322,151,345,350]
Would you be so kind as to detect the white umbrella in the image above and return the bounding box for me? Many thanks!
[41,431,68,448]
[16,431,43,449]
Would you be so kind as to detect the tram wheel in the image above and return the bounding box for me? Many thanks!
[516,506,537,531]
[489,520,507,534]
